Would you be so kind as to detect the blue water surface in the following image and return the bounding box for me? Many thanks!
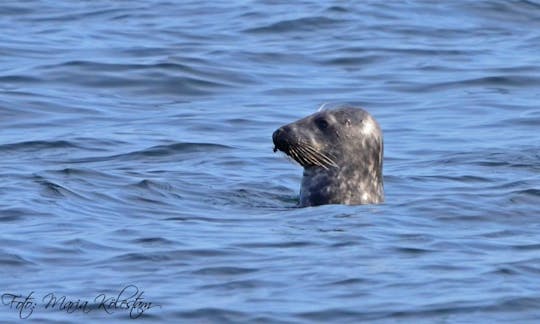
[1,1,540,323]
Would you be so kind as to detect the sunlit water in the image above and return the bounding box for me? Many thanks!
[1,1,540,323]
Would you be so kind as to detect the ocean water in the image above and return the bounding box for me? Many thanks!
[1,0,540,323]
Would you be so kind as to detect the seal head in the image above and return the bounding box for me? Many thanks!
[272,106,384,207]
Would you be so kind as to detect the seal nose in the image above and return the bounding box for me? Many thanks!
[272,127,288,152]
[272,128,283,145]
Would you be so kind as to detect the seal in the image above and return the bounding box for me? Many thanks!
[272,105,384,207]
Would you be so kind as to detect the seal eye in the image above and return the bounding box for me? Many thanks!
[315,118,329,130]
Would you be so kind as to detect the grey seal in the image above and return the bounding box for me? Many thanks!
[272,105,384,207]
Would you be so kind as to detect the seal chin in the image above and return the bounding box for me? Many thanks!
[272,105,384,207]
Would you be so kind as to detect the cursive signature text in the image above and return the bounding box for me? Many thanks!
[1,285,161,319]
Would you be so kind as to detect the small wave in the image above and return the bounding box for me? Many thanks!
[129,179,173,191]
[192,266,258,275]
[128,142,232,158]
[61,238,114,251]
[397,75,540,93]
[393,246,435,255]
[171,308,251,323]
[33,176,87,200]
[123,178,181,206]
[0,207,47,222]
[42,60,186,71]
[131,237,177,246]
[319,55,385,67]
[31,6,131,23]
[0,140,80,152]
[36,59,256,95]
[246,16,342,33]
[440,149,540,172]
[0,251,35,267]
[326,278,371,286]
[199,279,272,291]
[0,75,42,84]
[236,241,314,249]
[511,243,540,251]
[513,188,540,197]
[66,142,231,164]
[49,167,113,178]
[113,142,232,162]
[106,249,235,264]
[509,188,540,204]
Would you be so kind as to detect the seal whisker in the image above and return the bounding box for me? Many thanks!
[287,146,299,161]
[289,146,309,167]
[296,145,328,169]
[299,142,338,168]
[306,147,332,169]
[292,149,306,166]
[297,144,329,168]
